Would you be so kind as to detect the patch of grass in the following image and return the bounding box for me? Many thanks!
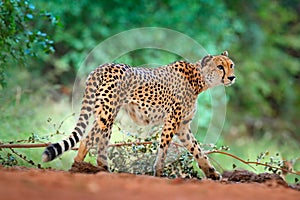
[0,68,77,170]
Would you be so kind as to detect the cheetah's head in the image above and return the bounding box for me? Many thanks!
[201,51,235,87]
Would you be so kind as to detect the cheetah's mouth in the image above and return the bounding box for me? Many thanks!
[223,77,236,87]
[224,81,234,87]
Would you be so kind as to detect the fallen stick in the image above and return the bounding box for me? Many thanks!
[1,142,299,176]
[0,143,50,149]
[208,150,300,176]
[0,141,182,150]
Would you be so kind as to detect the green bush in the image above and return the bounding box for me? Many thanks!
[0,0,57,87]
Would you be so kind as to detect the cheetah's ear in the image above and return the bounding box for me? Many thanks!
[221,51,228,57]
[201,55,213,68]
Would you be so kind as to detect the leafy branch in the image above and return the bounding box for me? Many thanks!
[206,150,300,176]
[0,0,58,87]
[0,140,299,177]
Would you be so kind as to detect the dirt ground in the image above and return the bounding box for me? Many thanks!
[0,165,299,200]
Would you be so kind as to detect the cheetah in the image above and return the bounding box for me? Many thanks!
[42,51,235,180]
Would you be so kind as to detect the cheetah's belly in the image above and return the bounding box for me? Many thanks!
[123,102,165,126]
[114,102,165,138]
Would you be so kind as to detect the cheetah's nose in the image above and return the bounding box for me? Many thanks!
[228,76,235,82]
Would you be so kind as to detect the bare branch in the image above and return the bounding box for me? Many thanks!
[0,143,50,149]
[208,150,300,176]
[0,141,183,149]
[0,142,299,176]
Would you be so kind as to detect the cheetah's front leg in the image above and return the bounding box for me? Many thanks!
[154,131,174,176]
[154,112,180,177]
[176,123,221,180]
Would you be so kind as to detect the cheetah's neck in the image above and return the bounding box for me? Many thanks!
[191,62,209,94]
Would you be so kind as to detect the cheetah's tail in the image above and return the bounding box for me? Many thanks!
[42,71,98,162]
[41,105,92,162]
[41,131,81,162]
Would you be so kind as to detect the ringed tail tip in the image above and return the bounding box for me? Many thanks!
[41,151,51,162]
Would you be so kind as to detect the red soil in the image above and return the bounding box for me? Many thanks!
[0,167,298,200]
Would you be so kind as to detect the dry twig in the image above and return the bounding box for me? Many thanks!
[207,150,300,176]
[0,142,299,176]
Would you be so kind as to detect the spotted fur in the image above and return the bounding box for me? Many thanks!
[42,51,235,180]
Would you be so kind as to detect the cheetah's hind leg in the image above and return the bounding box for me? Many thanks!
[72,120,112,173]
[73,120,99,163]
[74,137,90,163]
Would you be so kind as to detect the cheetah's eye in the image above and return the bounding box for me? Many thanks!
[217,65,224,70]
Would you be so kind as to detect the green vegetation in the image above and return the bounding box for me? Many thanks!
[0,0,57,87]
[0,0,299,182]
